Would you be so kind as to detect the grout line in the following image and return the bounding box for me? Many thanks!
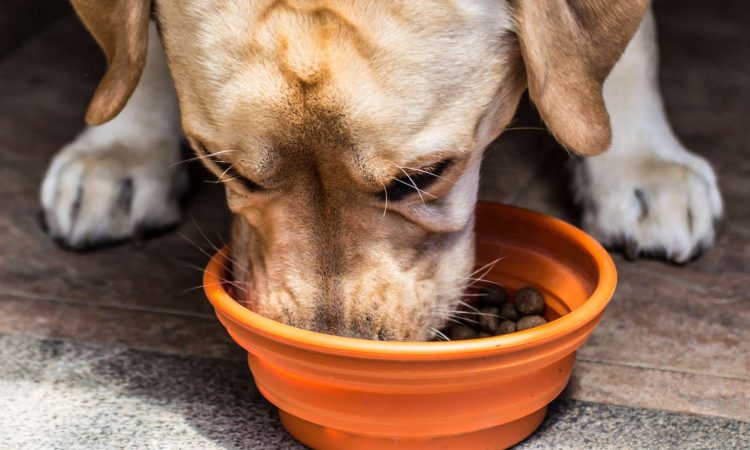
[1,290,217,320]
[577,357,750,382]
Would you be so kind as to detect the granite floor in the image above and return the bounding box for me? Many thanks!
[0,1,748,449]
[2,335,748,450]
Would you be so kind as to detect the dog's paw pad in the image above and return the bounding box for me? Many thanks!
[40,143,186,250]
[577,158,723,264]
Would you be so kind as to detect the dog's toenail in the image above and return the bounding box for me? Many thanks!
[623,238,639,261]
[37,210,49,233]
[117,177,134,214]
[634,189,649,221]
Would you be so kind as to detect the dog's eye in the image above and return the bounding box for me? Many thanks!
[211,159,262,192]
[191,141,263,193]
[380,158,454,202]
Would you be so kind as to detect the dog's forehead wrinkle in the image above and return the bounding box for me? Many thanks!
[169,1,512,107]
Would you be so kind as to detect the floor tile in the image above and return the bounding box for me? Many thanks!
[568,360,750,422]
[0,296,243,360]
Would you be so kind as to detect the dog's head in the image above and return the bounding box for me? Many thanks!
[73,0,647,340]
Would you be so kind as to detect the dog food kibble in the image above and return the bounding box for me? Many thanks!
[497,319,516,335]
[516,315,547,331]
[479,286,508,307]
[435,285,550,340]
[498,301,519,322]
[479,307,500,333]
[447,325,478,340]
[514,287,546,315]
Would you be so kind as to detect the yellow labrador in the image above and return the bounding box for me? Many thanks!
[41,0,722,340]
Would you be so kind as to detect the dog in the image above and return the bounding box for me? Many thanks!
[41,0,723,340]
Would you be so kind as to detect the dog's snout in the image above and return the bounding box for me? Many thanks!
[312,301,345,336]
[308,298,384,340]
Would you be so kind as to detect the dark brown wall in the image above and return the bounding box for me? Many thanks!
[0,0,71,58]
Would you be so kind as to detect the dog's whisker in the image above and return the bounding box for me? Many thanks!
[463,265,499,290]
[455,300,483,314]
[392,178,436,200]
[462,277,507,288]
[465,255,508,289]
[209,234,254,280]
[182,217,251,278]
[430,327,450,341]
[466,258,502,278]
[216,161,240,183]
[181,280,247,295]
[179,231,219,261]
[200,279,247,291]
[438,316,466,326]
[503,126,549,132]
[394,164,435,204]
[189,215,221,253]
[431,309,480,325]
[399,166,456,185]
[172,259,213,274]
[379,180,388,217]
[172,260,249,282]
[206,176,242,184]
[178,232,247,276]
[215,232,227,246]
[171,149,235,166]
[443,309,498,318]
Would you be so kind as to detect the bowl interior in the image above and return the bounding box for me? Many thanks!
[473,203,601,321]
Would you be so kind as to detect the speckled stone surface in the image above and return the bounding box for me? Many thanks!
[518,398,750,450]
[1,335,748,450]
[0,335,299,450]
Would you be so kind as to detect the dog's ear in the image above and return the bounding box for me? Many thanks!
[514,0,649,155]
[71,0,151,125]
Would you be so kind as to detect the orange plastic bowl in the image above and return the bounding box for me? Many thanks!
[203,203,616,449]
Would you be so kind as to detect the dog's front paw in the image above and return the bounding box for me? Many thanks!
[574,156,723,263]
[40,141,187,250]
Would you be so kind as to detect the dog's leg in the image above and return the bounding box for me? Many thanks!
[41,23,185,250]
[571,10,723,263]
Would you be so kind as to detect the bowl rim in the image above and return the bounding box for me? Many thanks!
[203,203,617,357]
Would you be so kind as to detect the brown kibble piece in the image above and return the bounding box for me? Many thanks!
[447,325,478,340]
[496,320,516,335]
[478,331,493,338]
[517,315,547,331]
[515,287,546,315]
[479,307,500,333]
[479,286,508,307]
[498,301,519,321]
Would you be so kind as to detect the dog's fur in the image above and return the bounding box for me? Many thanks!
[42,0,723,340]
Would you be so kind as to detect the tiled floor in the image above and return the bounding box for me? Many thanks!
[0,1,747,448]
